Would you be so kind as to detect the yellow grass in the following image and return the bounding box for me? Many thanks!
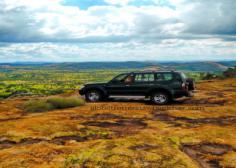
[0,78,236,167]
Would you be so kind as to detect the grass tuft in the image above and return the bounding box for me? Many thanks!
[47,96,85,109]
[23,96,85,112]
[23,100,54,113]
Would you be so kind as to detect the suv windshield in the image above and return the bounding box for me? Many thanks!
[112,74,128,82]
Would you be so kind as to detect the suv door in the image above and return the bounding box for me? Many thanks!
[106,73,135,95]
[127,73,155,95]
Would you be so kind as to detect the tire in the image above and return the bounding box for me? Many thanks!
[151,92,170,105]
[85,90,102,102]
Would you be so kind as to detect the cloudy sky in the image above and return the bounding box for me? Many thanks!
[0,0,236,62]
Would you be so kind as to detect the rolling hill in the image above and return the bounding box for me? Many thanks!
[0,61,235,72]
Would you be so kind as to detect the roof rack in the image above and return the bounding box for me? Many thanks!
[130,69,177,73]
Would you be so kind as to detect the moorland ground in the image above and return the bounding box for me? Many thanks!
[0,78,236,167]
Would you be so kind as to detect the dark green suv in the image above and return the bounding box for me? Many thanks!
[79,71,195,105]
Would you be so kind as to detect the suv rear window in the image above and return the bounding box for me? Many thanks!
[135,73,155,82]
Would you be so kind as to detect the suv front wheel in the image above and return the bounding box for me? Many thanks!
[85,90,102,102]
[151,92,170,105]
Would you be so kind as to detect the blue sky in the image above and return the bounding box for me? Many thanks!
[62,0,107,9]
[0,0,236,62]
[62,0,173,9]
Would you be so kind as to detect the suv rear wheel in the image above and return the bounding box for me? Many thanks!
[151,92,170,105]
[85,90,102,102]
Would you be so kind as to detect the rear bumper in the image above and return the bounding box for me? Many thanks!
[187,91,194,97]
[174,90,194,98]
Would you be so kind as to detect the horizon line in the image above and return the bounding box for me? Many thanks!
[1,60,236,64]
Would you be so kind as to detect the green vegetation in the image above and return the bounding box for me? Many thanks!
[0,68,129,99]
[223,66,236,78]
[23,100,54,112]
[23,96,85,112]
[200,67,236,80]
[201,72,218,80]
[0,62,235,99]
[64,154,81,168]
[0,67,204,99]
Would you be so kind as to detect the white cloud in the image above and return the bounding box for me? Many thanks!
[1,0,235,43]
[0,0,236,61]
[2,0,63,10]
[1,38,235,62]
[0,1,181,42]
[104,0,134,6]
[168,0,186,6]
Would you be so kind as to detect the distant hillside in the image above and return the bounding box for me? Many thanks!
[0,62,51,67]
[45,61,236,72]
[217,61,236,67]
[0,61,235,72]
[159,61,229,72]
[46,62,156,70]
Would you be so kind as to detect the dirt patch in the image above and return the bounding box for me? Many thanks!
[224,88,236,92]
[0,113,26,123]
[0,134,111,151]
[0,138,43,150]
[82,119,147,137]
[49,136,87,145]
[69,114,124,120]
[200,144,232,155]
[129,144,158,151]
[184,98,227,106]
[68,115,88,120]
[153,112,236,128]
[181,143,235,168]
[206,92,224,97]
[0,117,22,122]
[82,119,147,128]
[82,121,123,127]
[117,119,147,128]
[91,114,124,120]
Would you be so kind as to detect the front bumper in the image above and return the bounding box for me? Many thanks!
[79,89,85,95]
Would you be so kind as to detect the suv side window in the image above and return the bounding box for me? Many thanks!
[124,74,135,84]
[155,73,173,81]
[135,73,155,82]
[163,73,173,81]
[156,73,164,81]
